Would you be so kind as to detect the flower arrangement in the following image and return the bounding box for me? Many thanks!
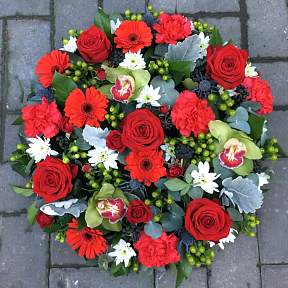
[9,4,282,287]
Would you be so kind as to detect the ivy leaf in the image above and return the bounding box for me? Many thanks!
[188,186,203,199]
[164,178,189,192]
[221,176,264,213]
[227,207,243,222]
[144,221,163,239]
[27,202,39,225]
[94,9,112,40]
[209,26,223,46]
[11,186,33,197]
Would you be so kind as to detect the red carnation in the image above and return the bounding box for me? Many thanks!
[206,44,248,89]
[59,116,73,134]
[77,25,111,64]
[134,231,180,268]
[114,20,152,53]
[242,77,274,115]
[168,165,184,178]
[35,50,70,88]
[64,87,108,128]
[22,97,62,138]
[153,13,192,45]
[36,212,54,229]
[125,150,166,186]
[32,156,78,203]
[66,219,107,259]
[121,109,164,151]
[106,130,126,152]
[126,200,152,224]
[185,198,232,242]
[171,91,215,137]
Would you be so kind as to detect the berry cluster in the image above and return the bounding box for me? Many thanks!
[186,242,216,267]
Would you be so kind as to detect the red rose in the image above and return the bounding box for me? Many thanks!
[134,231,180,268]
[242,77,273,115]
[185,198,232,242]
[126,200,152,224]
[22,97,62,138]
[36,212,54,229]
[153,13,192,45]
[122,109,164,151]
[106,130,126,152]
[159,105,169,114]
[77,25,111,64]
[171,91,215,137]
[96,68,106,81]
[33,157,78,203]
[60,116,73,134]
[82,164,91,173]
[206,44,248,89]
[168,165,184,178]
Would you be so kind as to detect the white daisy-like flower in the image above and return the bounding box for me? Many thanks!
[209,228,238,250]
[26,136,58,163]
[60,36,77,53]
[198,32,210,58]
[82,125,109,148]
[136,85,161,108]
[110,18,122,34]
[88,147,118,170]
[108,239,136,267]
[245,63,258,77]
[119,50,146,70]
[191,161,220,194]
[257,172,270,191]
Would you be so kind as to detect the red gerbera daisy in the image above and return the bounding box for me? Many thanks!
[125,150,166,186]
[114,20,153,53]
[64,87,108,128]
[35,50,70,88]
[66,219,108,259]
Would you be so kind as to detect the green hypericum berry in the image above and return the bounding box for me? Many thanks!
[62,156,70,164]
[190,246,197,254]
[111,121,118,128]
[88,66,94,71]
[195,261,201,268]
[201,143,207,149]
[187,255,195,265]
[203,150,210,157]
[153,11,159,17]
[144,199,151,206]
[72,76,79,82]
[162,75,169,81]
[205,259,212,266]
[158,68,165,75]
[118,113,125,119]
[169,139,177,145]
[274,147,279,153]
[198,132,205,140]
[270,155,278,161]
[208,93,217,102]
[76,60,82,67]
[198,246,205,254]
[203,23,208,29]
[152,191,159,198]
[270,137,278,144]
[81,84,87,89]
[63,38,69,45]
[155,200,163,207]
[82,62,88,68]
[133,263,139,272]
[90,79,97,85]
[75,70,81,76]
[221,91,229,101]
[195,251,201,257]
[131,14,137,20]
[208,144,215,151]
[191,159,197,164]
[167,197,174,205]
[156,59,163,66]
[70,145,79,153]
[196,147,202,154]
[73,153,80,159]
[80,152,87,158]
[207,138,214,144]
[68,29,76,36]
[148,4,153,11]
[228,109,236,116]
[115,178,123,185]
[136,14,142,20]
[16,143,25,150]
[124,9,131,16]
[266,146,275,153]
[92,182,99,189]
[65,70,71,75]
[227,99,235,107]
[110,115,116,121]
[219,103,227,111]
[153,215,161,222]
[25,182,32,188]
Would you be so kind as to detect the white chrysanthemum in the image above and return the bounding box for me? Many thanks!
[82,125,109,148]
[209,228,238,250]
[88,147,118,170]
[108,239,136,267]
[245,63,258,77]
[257,172,270,191]
[60,36,77,53]
[119,50,146,70]
[136,85,161,108]
[26,136,58,163]
[110,18,122,34]
[198,32,210,58]
[191,161,220,194]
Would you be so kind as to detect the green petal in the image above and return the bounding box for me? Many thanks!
[113,188,129,205]
[240,138,262,160]
[233,159,253,176]
[85,206,103,228]
[95,183,115,200]
[208,120,232,144]
[101,219,122,231]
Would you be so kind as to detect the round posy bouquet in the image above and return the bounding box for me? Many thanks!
[10,4,280,286]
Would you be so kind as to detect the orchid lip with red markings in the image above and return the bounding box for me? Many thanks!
[111,75,135,102]
[96,198,127,224]
[219,138,247,169]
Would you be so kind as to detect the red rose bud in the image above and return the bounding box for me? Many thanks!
[96,198,127,224]
[111,75,135,102]
[60,116,73,134]
[82,164,91,173]
[168,165,184,178]
[159,105,169,114]
[77,25,111,64]
[106,130,126,152]
[126,200,152,224]
[96,68,106,81]
[36,212,54,229]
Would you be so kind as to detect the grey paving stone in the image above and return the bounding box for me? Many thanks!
[247,0,288,57]
[103,0,146,13]
[258,159,288,263]
[0,163,30,213]
[155,267,207,288]
[6,20,50,110]
[267,111,288,153]
[262,265,288,288]
[208,235,261,288]
[200,17,241,47]
[51,237,87,266]
[54,0,98,49]
[49,268,154,288]
[255,62,288,107]
[149,0,176,13]
[0,0,50,16]
[177,0,239,13]
[0,215,48,288]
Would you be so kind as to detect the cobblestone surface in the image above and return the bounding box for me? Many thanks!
[0,0,287,287]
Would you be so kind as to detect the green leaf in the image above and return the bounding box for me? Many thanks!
[85,205,103,228]
[97,84,113,99]
[184,164,198,184]
[248,113,266,141]
[227,207,243,222]
[161,212,183,232]
[94,9,112,40]
[144,221,163,239]
[212,157,236,180]
[209,26,223,46]
[95,183,115,199]
[75,138,91,150]
[188,186,203,199]
[208,120,232,144]
[164,178,189,192]
[12,115,23,125]
[52,72,77,105]
[27,202,39,225]
[154,44,168,57]
[176,258,192,288]
[102,219,122,231]
[168,60,193,79]
[24,158,34,175]
[233,159,253,176]
[180,185,190,196]
[182,78,198,90]
[12,186,33,197]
